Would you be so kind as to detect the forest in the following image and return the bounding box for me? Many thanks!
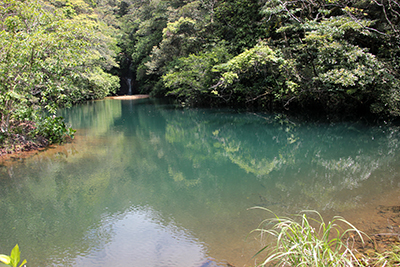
[1,0,400,151]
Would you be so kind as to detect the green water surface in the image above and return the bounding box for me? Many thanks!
[0,98,399,266]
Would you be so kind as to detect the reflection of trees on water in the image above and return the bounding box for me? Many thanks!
[157,107,400,212]
[60,99,400,214]
[0,99,400,265]
[59,99,122,135]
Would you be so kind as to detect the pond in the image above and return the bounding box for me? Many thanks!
[0,98,400,266]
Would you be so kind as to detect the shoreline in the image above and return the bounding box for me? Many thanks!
[0,95,150,160]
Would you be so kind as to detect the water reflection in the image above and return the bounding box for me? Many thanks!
[0,99,399,266]
[75,207,210,267]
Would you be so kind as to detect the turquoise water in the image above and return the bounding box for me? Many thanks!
[0,98,400,266]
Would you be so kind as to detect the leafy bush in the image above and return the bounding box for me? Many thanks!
[33,116,76,144]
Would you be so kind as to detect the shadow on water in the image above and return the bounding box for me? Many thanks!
[0,98,399,266]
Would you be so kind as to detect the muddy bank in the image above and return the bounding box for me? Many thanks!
[0,136,75,165]
[351,203,400,258]
[0,120,49,158]
[0,135,47,157]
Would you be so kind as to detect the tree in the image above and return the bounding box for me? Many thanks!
[111,0,400,116]
[213,0,268,53]
[207,0,400,114]
[162,43,232,105]
[0,0,119,145]
[257,0,400,114]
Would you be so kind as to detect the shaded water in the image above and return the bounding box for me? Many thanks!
[0,98,400,266]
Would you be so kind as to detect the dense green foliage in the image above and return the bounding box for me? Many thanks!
[117,0,400,115]
[0,0,119,149]
[33,115,76,144]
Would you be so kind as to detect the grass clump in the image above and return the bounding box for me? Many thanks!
[252,208,366,267]
[373,244,400,266]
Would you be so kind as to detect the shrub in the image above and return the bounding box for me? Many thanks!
[33,115,76,144]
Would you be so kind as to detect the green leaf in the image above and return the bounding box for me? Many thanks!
[10,245,21,267]
[18,259,27,267]
[0,255,11,265]
[346,89,357,95]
